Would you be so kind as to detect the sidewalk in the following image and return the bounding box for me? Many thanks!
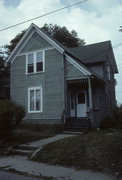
[0,155,117,180]
[21,134,76,148]
[0,134,120,180]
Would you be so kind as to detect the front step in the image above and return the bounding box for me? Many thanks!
[14,145,37,156]
[64,117,90,132]
[14,149,33,156]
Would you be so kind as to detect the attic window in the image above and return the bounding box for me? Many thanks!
[26,51,44,74]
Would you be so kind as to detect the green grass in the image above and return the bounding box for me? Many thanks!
[0,123,63,155]
[9,123,63,144]
[31,129,122,175]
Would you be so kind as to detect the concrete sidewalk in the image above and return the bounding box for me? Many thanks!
[0,155,118,180]
[21,134,76,148]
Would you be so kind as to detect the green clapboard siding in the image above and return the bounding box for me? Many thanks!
[66,60,85,79]
[20,32,52,53]
[11,46,64,122]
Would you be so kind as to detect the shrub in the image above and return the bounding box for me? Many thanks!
[0,100,25,140]
[101,105,122,129]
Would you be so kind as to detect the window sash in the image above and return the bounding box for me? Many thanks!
[27,53,34,73]
[28,87,42,113]
[27,51,44,74]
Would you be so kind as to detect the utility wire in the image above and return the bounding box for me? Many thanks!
[0,0,87,32]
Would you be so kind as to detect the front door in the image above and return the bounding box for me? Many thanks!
[76,91,87,117]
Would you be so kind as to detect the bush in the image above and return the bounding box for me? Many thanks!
[0,100,25,140]
[101,105,122,129]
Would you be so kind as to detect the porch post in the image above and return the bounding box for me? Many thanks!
[88,76,93,122]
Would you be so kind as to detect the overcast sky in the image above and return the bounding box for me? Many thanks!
[0,0,122,104]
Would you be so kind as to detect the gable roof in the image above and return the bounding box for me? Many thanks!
[7,23,118,76]
[6,23,92,77]
[66,41,118,73]
[6,23,65,63]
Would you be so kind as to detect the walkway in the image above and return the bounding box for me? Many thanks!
[0,134,120,180]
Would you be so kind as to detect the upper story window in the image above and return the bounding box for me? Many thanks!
[27,53,34,73]
[26,51,44,74]
[36,52,43,72]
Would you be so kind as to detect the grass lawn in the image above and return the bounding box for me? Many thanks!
[0,123,63,155]
[31,129,122,175]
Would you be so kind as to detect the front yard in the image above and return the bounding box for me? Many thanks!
[0,123,62,155]
[0,123,122,176]
[31,129,122,176]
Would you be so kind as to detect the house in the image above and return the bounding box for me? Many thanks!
[7,23,118,130]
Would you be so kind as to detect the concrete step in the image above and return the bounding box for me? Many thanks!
[64,118,89,132]
[18,145,37,151]
[14,149,33,156]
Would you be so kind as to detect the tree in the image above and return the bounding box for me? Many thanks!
[4,24,85,55]
[0,49,10,92]
[4,30,26,56]
[0,100,25,140]
[41,23,85,47]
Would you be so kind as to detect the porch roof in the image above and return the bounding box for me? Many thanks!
[67,78,88,84]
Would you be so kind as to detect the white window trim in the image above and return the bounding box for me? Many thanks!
[28,86,43,113]
[26,50,45,75]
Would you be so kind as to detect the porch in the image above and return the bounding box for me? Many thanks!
[64,76,105,131]
[66,78,92,119]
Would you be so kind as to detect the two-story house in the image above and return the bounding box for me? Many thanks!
[7,23,118,131]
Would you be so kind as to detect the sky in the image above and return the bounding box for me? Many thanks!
[0,0,122,104]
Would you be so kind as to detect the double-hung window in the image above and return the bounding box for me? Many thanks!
[28,86,42,113]
[26,51,44,74]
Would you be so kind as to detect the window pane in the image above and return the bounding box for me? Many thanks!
[30,90,34,111]
[36,52,43,72]
[78,92,85,104]
[37,62,43,72]
[28,53,34,73]
[36,89,41,111]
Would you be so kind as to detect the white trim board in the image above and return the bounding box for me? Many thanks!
[18,47,55,56]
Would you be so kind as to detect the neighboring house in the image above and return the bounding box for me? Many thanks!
[7,23,118,130]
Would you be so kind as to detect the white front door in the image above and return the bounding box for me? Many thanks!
[76,91,87,117]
